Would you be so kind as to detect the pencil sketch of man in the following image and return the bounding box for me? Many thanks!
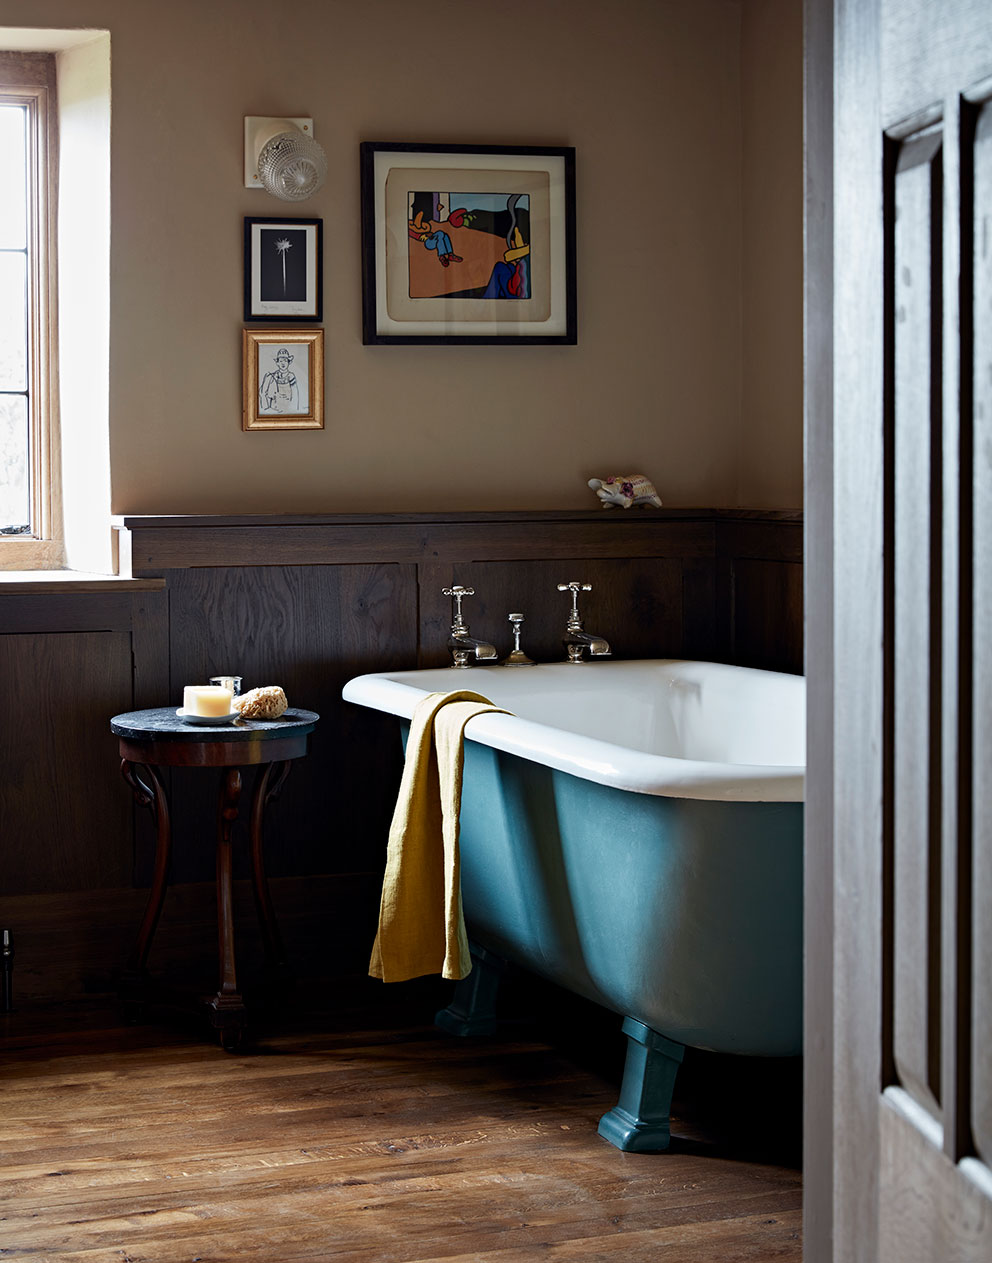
[259,347,300,413]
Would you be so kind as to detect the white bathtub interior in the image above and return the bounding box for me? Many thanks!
[342,659,805,802]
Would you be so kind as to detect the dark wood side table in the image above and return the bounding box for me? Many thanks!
[110,706,319,1049]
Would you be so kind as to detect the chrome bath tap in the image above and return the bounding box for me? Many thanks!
[443,586,498,668]
[558,581,611,663]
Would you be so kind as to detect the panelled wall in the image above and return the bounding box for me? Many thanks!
[0,581,168,894]
[0,510,801,1000]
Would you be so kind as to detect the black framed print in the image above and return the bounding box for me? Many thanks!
[244,216,323,322]
[360,143,576,345]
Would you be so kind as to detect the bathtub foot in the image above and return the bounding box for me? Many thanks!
[434,942,507,1038]
[598,1017,685,1153]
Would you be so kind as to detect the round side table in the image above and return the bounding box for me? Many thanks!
[110,706,319,1049]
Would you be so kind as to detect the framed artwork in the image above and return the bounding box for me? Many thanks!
[242,329,324,430]
[244,216,323,321]
[360,143,576,345]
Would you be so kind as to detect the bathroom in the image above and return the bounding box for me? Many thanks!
[0,0,809,1256]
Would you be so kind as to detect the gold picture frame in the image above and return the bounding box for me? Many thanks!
[242,328,324,430]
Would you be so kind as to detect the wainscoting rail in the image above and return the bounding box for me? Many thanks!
[114,508,800,573]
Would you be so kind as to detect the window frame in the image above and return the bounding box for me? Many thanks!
[0,52,61,569]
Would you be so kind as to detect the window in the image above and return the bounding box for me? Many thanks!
[0,53,59,568]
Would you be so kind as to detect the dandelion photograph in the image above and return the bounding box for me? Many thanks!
[244,216,322,321]
[260,228,308,302]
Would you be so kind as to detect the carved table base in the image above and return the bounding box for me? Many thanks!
[121,758,293,1050]
[111,707,318,1051]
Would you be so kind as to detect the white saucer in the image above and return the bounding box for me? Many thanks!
[176,707,240,726]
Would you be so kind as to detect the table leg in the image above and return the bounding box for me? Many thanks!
[118,751,298,1050]
[249,760,291,967]
[121,760,171,978]
[208,767,246,1050]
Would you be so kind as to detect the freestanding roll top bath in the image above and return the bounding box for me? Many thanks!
[342,659,805,1151]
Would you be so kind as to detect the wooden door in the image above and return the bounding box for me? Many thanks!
[806,0,992,1258]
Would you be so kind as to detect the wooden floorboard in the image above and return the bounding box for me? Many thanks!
[0,980,802,1262]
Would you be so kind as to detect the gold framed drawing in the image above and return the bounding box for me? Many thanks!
[242,328,324,431]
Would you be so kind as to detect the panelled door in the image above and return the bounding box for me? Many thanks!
[808,0,992,1258]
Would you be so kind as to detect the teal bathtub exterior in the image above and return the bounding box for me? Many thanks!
[455,743,803,1059]
[410,725,802,1152]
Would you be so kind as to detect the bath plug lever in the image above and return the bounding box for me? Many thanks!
[501,613,536,667]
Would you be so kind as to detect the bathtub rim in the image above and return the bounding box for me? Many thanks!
[342,659,805,803]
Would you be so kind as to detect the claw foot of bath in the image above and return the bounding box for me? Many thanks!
[435,942,507,1037]
[597,1017,685,1153]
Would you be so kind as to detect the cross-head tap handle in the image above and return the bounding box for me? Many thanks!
[557,581,592,622]
[442,585,475,627]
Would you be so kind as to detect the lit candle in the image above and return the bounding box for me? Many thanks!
[183,685,234,717]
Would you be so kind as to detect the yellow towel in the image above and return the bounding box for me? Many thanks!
[369,690,508,983]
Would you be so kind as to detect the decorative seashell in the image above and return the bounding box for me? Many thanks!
[588,475,662,509]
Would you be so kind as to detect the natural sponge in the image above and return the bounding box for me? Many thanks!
[233,685,288,720]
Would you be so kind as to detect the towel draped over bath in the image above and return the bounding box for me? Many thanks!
[369,690,508,983]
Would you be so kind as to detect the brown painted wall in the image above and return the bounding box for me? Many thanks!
[0,0,803,516]
[739,0,804,507]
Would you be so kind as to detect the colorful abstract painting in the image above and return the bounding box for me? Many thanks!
[406,192,531,301]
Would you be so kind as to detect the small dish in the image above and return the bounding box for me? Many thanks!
[176,708,240,726]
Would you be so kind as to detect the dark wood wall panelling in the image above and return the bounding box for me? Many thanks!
[0,582,167,895]
[116,510,802,882]
[0,511,800,1001]
[717,516,804,675]
[160,562,416,885]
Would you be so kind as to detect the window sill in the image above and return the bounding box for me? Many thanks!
[0,570,165,594]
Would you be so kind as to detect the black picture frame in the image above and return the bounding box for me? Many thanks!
[244,216,323,322]
[360,143,576,345]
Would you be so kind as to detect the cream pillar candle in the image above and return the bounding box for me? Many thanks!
[183,685,234,717]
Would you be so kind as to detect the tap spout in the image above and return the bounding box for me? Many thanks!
[563,628,611,663]
[448,630,498,668]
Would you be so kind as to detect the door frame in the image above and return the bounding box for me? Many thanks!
[806,0,891,1253]
[803,0,841,1258]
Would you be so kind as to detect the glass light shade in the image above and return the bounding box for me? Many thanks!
[257,131,327,202]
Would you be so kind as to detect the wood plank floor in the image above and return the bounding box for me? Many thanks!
[0,977,802,1262]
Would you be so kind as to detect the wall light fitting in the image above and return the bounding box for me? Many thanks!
[244,116,327,202]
